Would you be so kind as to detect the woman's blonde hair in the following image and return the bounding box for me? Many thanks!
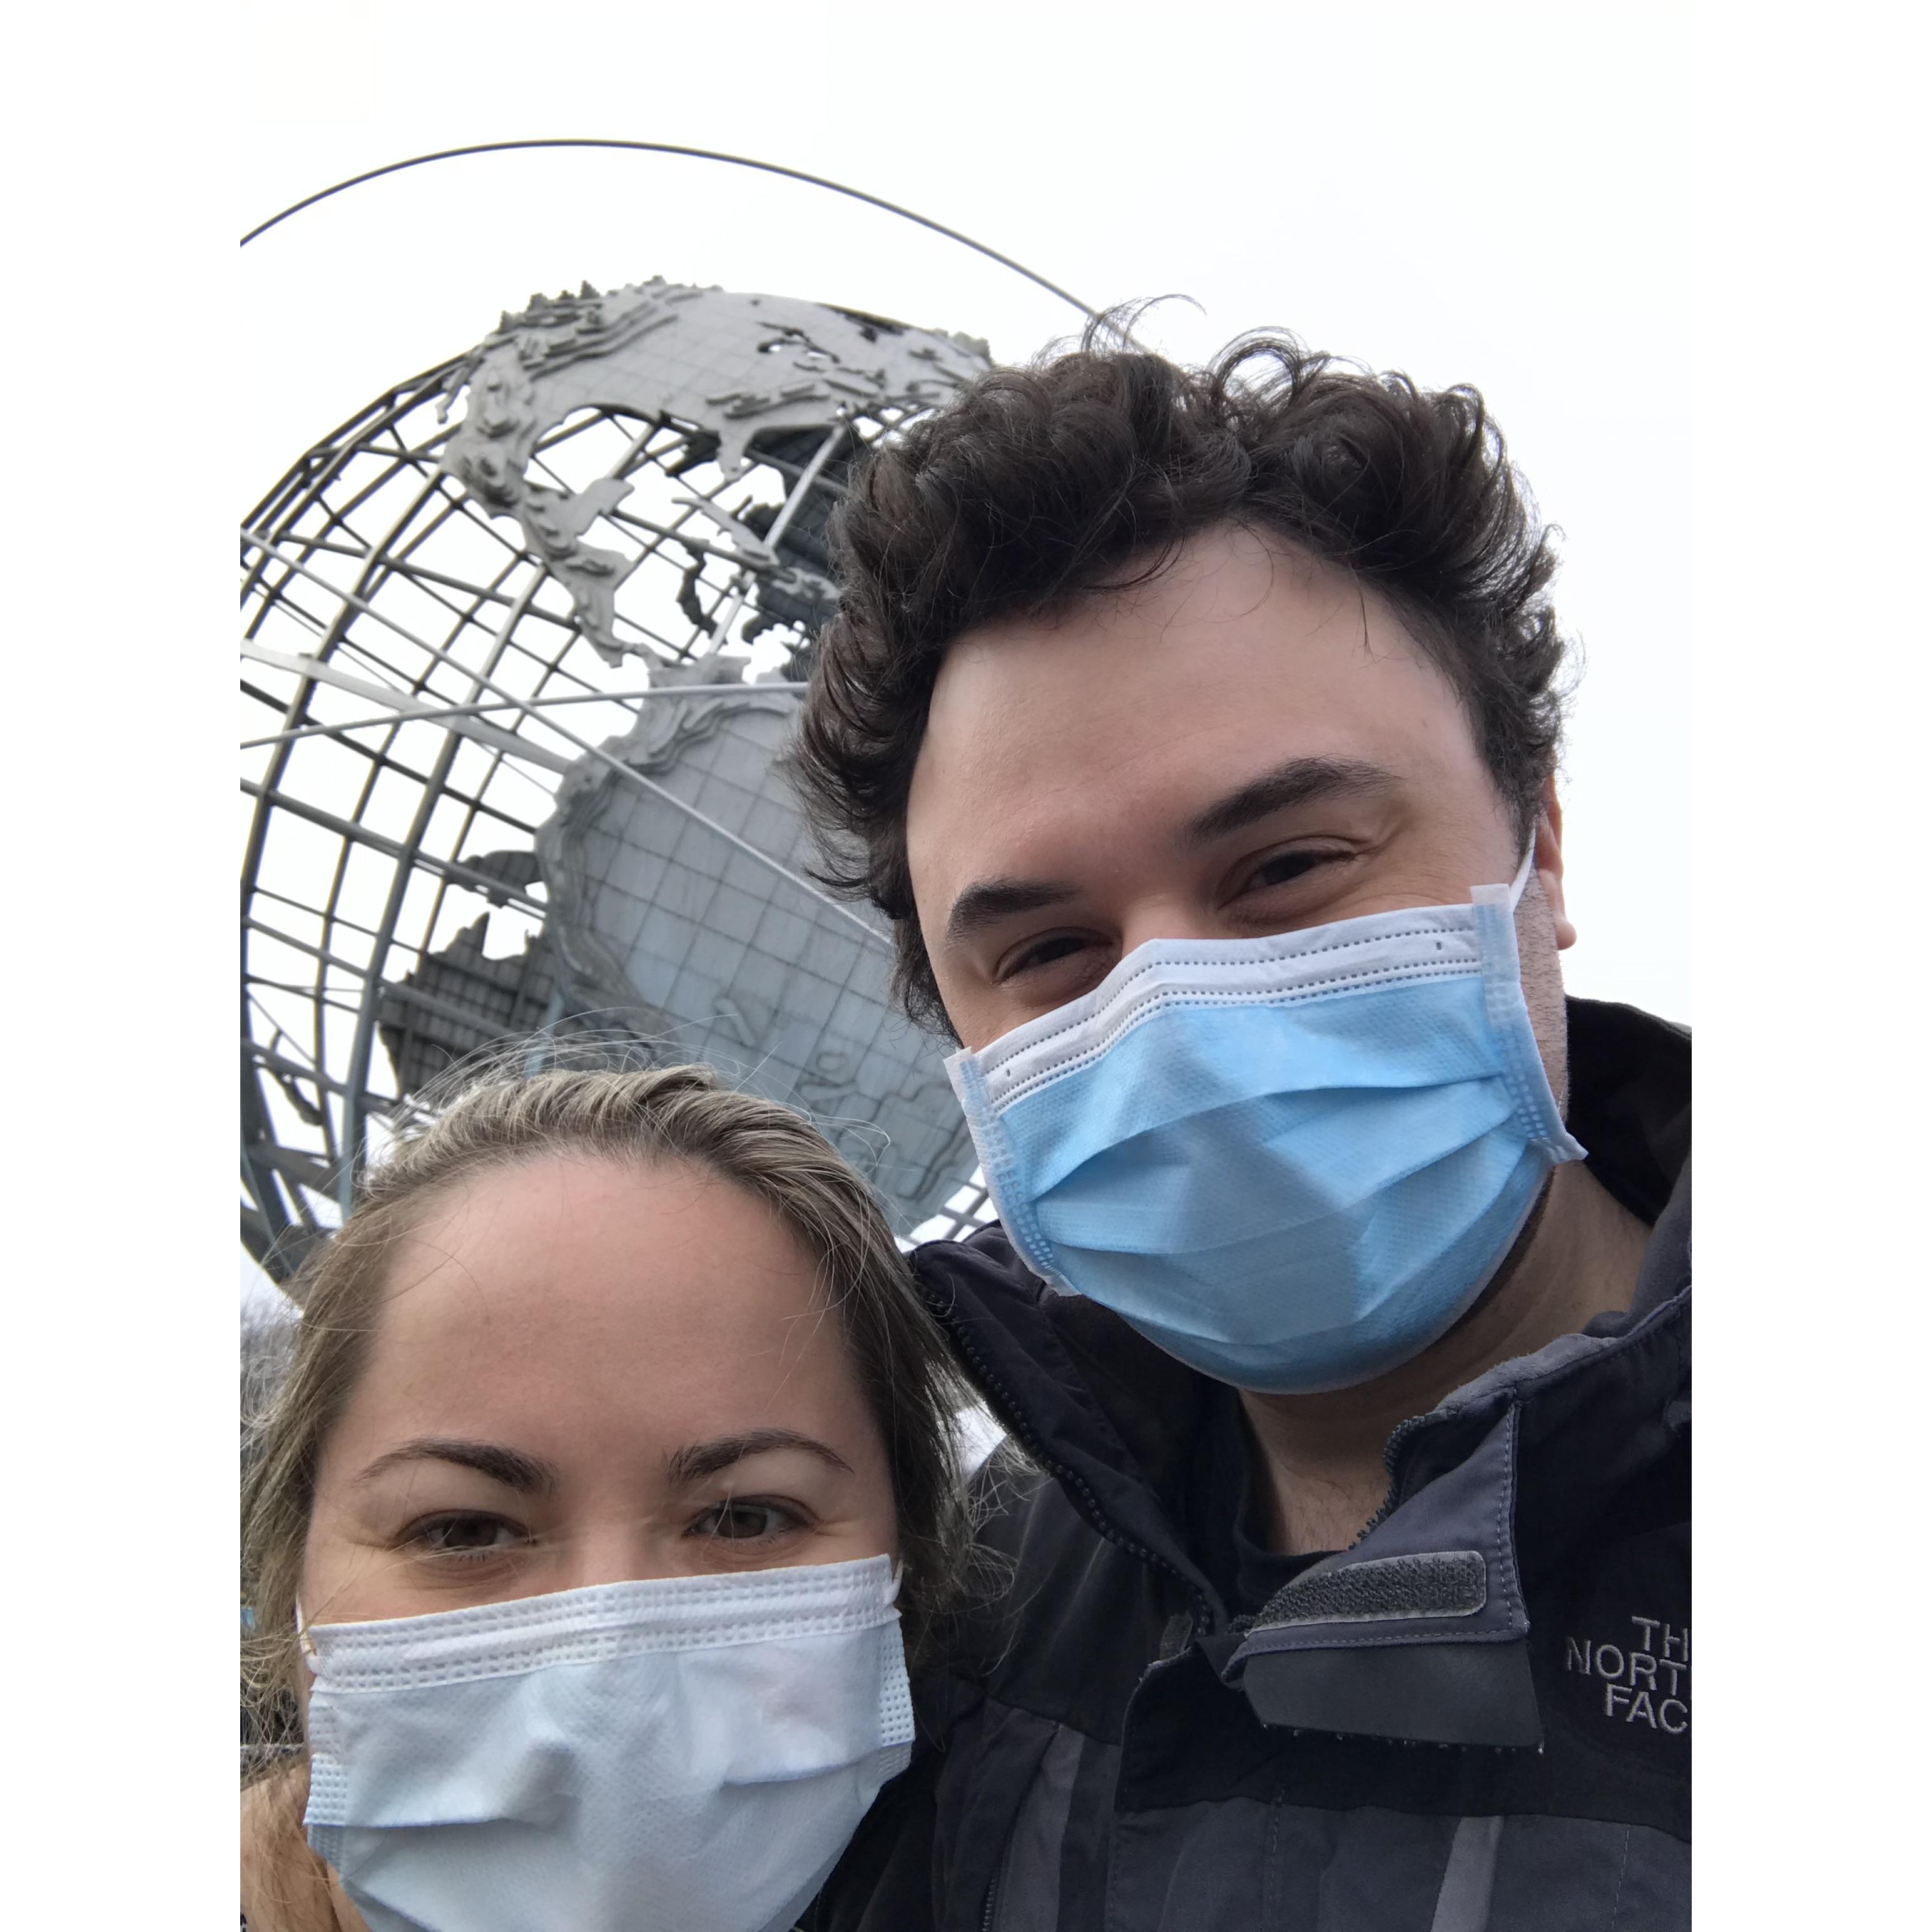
[242,1059,977,1791]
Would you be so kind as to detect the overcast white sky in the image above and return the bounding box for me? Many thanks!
[237,1,1696,1310]
[241,0,1692,994]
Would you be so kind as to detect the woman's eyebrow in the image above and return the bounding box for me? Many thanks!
[355,1437,560,1493]
[665,1428,854,1487]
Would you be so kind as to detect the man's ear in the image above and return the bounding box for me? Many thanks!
[1536,774,1577,950]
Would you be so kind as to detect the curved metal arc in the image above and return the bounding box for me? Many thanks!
[242,365,461,609]
[253,464,465,1214]
[238,138,1103,327]
[330,561,551,1213]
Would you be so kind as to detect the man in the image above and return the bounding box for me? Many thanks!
[793,332,1689,1930]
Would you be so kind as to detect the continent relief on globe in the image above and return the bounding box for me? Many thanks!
[436,278,992,663]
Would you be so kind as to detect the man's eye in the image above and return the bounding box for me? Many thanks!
[1000,933,1093,980]
[689,1500,805,1542]
[1238,848,1341,896]
[404,1513,528,1560]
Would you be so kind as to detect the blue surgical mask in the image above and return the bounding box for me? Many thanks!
[945,848,1585,1394]
[298,1555,912,1932]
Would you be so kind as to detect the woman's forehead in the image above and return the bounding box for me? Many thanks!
[392,1152,804,1291]
[339,1154,858,1453]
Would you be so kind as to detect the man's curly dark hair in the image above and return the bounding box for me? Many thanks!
[788,321,1572,1036]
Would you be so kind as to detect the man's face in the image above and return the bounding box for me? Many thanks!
[905,524,1575,1069]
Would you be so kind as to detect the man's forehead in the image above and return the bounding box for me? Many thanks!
[934,527,1360,679]
[909,532,1458,845]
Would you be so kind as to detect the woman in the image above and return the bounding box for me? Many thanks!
[241,1061,975,1932]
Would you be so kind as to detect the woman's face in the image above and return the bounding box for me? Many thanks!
[300,1154,899,1624]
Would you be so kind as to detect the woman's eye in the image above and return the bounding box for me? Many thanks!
[404,1513,528,1560]
[689,1500,805,1542]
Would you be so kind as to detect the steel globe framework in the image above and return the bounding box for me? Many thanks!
[240,278,999,1282]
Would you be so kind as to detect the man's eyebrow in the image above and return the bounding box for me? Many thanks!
[944,876,1081,945]
[941,758,1398,945]
[355,1438,561,1493]
[1182,756,1397,847]
[665,1428,855,1487]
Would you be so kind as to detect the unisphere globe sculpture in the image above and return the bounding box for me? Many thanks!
[240,278,999,1282]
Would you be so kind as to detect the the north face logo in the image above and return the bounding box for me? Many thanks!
[1563,1614,1690,1736]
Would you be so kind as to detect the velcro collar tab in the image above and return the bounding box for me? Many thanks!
[1225,1403,1539,1747]
[1253,1549,1487,1629]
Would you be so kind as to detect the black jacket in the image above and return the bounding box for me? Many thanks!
[816,998,1690,1932]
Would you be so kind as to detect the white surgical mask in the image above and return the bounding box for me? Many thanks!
[299,1555,912,1932]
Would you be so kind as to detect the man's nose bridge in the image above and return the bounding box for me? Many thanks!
[1119,899,1225,956]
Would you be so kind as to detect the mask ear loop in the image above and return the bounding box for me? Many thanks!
[294,1597,319,1672]
[1505,837,1539,909]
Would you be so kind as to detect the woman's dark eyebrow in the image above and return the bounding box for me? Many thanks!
[356,1438,560,1493]
[1182,755,1396,847]
[665,1428,854,1487]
